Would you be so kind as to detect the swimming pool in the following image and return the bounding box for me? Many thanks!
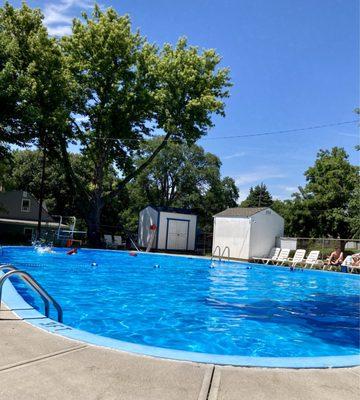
[1,246,359,367]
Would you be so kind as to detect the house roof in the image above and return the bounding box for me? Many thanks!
[0,218,60,227]
[0,191,54,223]
[213,207,268,218]
[148,205,197,215]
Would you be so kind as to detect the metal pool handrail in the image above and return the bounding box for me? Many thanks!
[221,246,230,262]
[0,268,63,323]
[211,245,221,261]
[0,264,17,272]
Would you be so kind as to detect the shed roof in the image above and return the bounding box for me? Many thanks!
[148,205,197,215]
[214,207,268,218]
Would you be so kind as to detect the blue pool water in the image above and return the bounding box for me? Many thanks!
[1,246,359,359]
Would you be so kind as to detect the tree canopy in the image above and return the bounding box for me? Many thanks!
[240,183,273,207]
[59,6,231,245]
[273,147,359,239]
[0,2,72,156]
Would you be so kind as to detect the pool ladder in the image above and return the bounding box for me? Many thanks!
[211,246,230,262]
[0,264,63,322]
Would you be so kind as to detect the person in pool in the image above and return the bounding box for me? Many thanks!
[67,248,78,256]
[327,247,344,266]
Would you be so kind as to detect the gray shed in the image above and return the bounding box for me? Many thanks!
[138,206,197,251]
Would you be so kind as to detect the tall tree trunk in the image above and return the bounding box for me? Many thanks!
[86,196,104,248]
[37,130,47,240]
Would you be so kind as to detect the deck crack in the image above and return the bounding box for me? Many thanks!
[0,345,88,373]
[207,366,221,400]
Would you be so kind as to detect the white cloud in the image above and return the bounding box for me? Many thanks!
[274,184,298,193]
[47,25,73,36]
[272,194,289,201]
[234,167,286,186]
[233,167,287,202]
[338,132,359,138]
[44,0,94,36]
[223,151,246,160]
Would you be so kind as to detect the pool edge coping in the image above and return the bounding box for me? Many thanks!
[1,267,359,369]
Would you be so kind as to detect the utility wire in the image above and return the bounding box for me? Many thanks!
[203,119,359,140]
[74,119,359,142]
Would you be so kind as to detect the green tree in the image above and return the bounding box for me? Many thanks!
[0,2,73,152]
[122,138,239,231]
[0,2,74,236]
[285,147,358,239]
[348,183,360,238]
[241,183,273,207]
[59,6,231,246]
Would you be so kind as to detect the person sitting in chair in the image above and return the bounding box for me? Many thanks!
[352,253,360,267]
[328,248,344,266]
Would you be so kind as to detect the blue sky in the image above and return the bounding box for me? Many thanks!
[6,0,360,201]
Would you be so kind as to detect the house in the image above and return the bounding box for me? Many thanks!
[138,206,197,251]
[212,207,284,260]
[0,190,59,242]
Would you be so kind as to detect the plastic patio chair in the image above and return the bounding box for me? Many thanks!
[274,249,291,265]
[104,234,115,248]
[280,249,306,266]
[114,235,125,248]
[303,251,323,269]
[255,248,281,264]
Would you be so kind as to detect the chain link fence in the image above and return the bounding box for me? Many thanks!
[276,237,360,260]
[195,234,360,259]
[195,232,213,256]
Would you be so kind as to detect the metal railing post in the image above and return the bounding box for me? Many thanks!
[211,245,221,261]
[221,246,230,262]
[0,269,63,323]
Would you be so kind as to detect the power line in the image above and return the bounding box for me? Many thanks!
[203,120,359,140]
[74,119,359,142]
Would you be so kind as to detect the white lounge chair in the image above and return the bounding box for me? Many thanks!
[303,251,323,269]
[281,249,306,266]
[114,235,125,248]
[274,249,291,265]
[349,264,360,273]
[343,254,360,273]
[341,255,352,273]
[254,248,280,264]
[104,234,115,248]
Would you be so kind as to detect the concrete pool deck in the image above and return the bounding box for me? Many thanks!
[1,306,359,400]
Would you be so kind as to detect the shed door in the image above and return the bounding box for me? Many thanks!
[166,219,189,250]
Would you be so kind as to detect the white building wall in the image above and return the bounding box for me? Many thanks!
[138,206,159,248]
[275,237,297,250]
[212,217,252,260]
[157,212,197,251]
[249,209,284,258]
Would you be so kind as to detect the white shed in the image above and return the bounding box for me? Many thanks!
[212,207,284,260]
[138,206,197,251]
